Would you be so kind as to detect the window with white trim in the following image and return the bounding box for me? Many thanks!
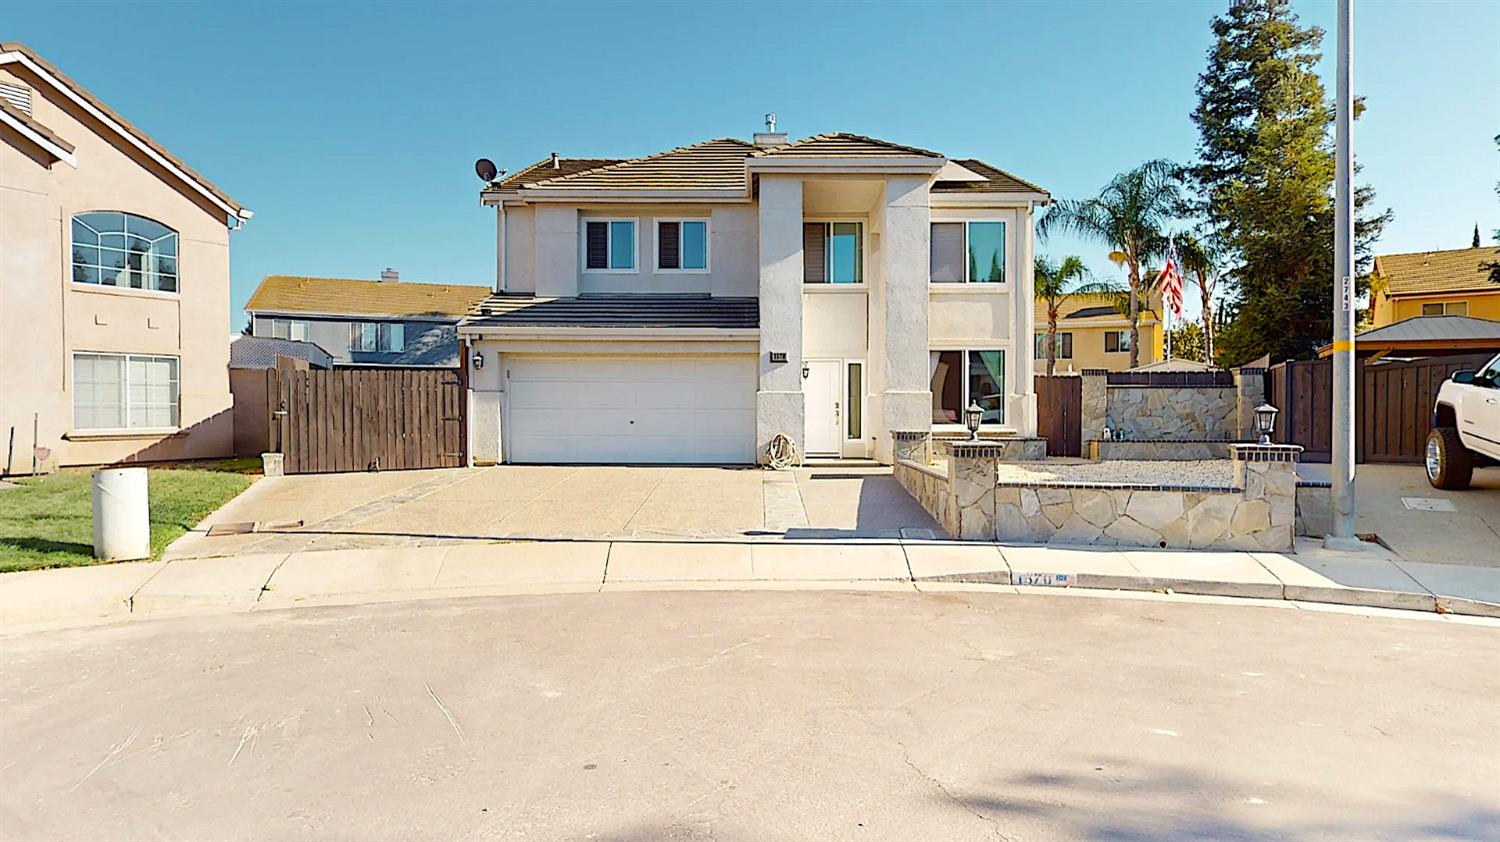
[73,353,179,430]
[930,349,1006,425]
[270,319,309,341]
[803,221,864,284]
[350,322,405,352]
[1034,332,1073,359]
[584,219,636,271]
[1104,330,1132,354]
[656,220,709,271]
[71,212,179,292]
[930,221,1006,284]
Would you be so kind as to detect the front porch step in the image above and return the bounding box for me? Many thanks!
[802,458,883,468]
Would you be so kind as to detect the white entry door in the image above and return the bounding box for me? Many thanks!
[804,359,842,456]
[506,357,757,464]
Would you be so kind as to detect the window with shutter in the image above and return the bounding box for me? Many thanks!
[658,221,681,270]
[586,222,608,270]
[930,222,964,283]
[803,223,827,283]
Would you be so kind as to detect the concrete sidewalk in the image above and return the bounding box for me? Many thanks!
[3,536,1498,635]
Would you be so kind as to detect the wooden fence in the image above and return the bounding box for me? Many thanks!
[1034,375,1083,457]
[1266,353,1494,464]
[273,367,466,474]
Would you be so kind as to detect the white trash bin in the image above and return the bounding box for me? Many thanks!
[92,467,150,561]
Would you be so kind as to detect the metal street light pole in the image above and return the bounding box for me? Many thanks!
[1327,0,1362,550]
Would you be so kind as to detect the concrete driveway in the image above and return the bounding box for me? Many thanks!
[169,465,942,559]
[1298,462,1500,567]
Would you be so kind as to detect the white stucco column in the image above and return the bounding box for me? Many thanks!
[755,176,804,463]
[877,175,932,463]
[1009,203,1038,436]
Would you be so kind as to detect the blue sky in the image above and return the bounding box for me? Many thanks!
[9,0,1498,324]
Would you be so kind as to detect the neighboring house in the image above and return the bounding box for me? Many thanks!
[244,272,489,367]
[1369,246,1500,326]
[1031,292,1164,374]
[0,42,251,474]
[459,128,1050,465]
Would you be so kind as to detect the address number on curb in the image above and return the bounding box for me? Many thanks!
[1013,572,1075,588]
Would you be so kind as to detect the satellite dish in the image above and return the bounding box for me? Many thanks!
[475,158,499,182]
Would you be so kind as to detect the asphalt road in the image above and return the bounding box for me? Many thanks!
[2,590,1497,841]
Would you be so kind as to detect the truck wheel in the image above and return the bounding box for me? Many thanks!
[1426,427,1472,490]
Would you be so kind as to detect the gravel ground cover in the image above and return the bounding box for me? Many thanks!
[995,459,1234,488]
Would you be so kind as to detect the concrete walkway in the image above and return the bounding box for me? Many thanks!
[4,536,1497,635]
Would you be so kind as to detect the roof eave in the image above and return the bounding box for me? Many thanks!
[0,106,75,166]
[458,324,760,338]
[512,187,751,203]
[0,44,249,221]
[931,191,1051,207]
[746,156,945,174]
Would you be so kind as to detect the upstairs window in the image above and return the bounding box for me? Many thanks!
[351,322,404,353]
[585,219,636,271]
[1421,301,1467,316]
[1104,330,1132,354]
[930,220,1006,284]
[270,319,308,341]
[1034,332,1073,359]
[657,220,709,271]
[71,212,179,292]
[804,221,863,284]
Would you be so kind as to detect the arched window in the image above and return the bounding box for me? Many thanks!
[70,212,179,293]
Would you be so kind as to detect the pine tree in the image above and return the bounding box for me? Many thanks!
[1474,224,1482,249]
[1188,0,1391,364]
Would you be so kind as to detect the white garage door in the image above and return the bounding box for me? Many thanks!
[506,357,757,464]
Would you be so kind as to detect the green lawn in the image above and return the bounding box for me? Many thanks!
[0,467,253,573]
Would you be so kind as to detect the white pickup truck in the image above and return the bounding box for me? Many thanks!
[1427,352,1500,489]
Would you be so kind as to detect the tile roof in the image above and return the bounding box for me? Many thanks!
[1,41,245,215]
[933,158,1049,197]
[229,335,333,370]
[0,96,73,154]
[498,157,625,188]
[520,139,756,191]
[751,132,943,158]
[1373,246,1500,296]
[462,295,759,330]
[246,276,490,319]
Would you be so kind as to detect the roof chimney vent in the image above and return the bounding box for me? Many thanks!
[550,151,560,169]
[753,112,788,149]
[379,268,399,283]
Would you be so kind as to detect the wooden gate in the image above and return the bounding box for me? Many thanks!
[1035,375,1083,457]
[1358,353,1493,463]
[274,368,465,474]
[1267,359,1333,462]
[1267,353,1494,464]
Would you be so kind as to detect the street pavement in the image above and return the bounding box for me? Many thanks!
[1,590,1496,841]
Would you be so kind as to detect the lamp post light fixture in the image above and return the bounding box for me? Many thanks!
[1254,402,1279,445]
[964,401,984,441]
[801,361,810,380]
[470,349,484,370]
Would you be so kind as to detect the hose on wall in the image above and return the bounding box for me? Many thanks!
[765,433,801,470]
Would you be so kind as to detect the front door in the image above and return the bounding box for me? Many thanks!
[804,359,842,456]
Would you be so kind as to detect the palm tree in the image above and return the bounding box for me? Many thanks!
[1034,256,1116,376]
[1174,233,1222,365]
[1039,159,1180,368]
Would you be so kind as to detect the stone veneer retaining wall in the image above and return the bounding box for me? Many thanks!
[1106,385,1238,439]
[892,431,1303,551]
[1087,440,1235,460]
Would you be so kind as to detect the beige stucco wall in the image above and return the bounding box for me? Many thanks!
[0,64,235,472]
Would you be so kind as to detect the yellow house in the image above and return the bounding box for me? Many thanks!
[1369,246,1500,326]
[1032,292,1165,373]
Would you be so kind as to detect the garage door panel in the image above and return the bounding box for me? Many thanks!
[507,356,755,464]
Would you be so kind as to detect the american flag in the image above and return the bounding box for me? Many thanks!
[1157,239,1185,319]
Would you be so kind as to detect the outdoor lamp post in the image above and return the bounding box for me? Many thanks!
[1254,402,1279,445]
[965,401,984,441]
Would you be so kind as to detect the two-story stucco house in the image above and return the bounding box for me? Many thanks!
[245,272,488,368]
[459,129,1049,466]
[0,42,250,473]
